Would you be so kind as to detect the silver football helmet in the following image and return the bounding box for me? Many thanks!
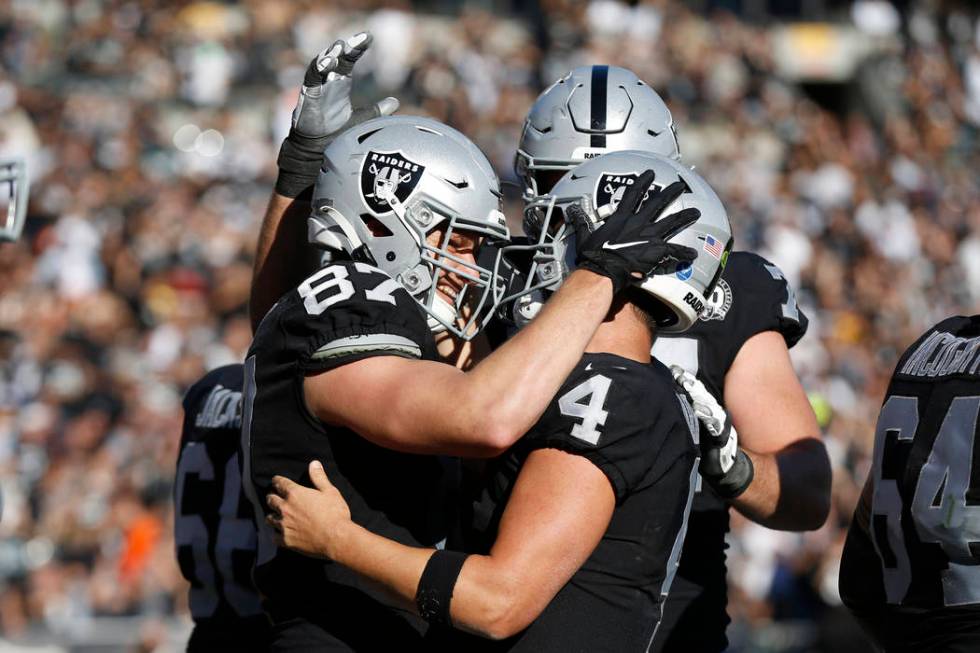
[520,151,732,333]
[308,115,510,340]
[0,157,28,242]
[515,65,679,202]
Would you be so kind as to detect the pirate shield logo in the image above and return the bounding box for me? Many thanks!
[360,150,426,214]
[594,172,662,212]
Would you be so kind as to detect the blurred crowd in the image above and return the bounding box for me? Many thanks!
[1,0,979,650]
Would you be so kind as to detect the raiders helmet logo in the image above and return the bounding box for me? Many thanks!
[594,172,660,212]
[360,150,426,214]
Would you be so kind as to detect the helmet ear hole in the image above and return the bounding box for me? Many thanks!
[627,288,679,330]
[534,169,567,196]
[359,214,393,238]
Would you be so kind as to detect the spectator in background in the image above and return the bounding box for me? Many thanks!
[1,1,979,650]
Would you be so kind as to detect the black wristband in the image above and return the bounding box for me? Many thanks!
[415,550,469,625]
[714,449,754,500]
[274,129,331,198]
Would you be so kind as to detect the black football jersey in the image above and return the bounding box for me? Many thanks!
[840,315,980,652]
[443,354,699,652]
[647,251,808,652]
[175,364,270,650]
[242,261,455,648]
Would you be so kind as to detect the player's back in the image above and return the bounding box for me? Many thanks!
[242,260,454,648]
[454,353,699,652]
[176,364,270,652]
[840,315,980,652]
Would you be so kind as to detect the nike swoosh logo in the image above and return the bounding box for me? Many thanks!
[602,240,647,250]
[584,363,594,371]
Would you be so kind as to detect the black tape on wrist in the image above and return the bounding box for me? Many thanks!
[715,449,754,500]
[275,130,331,198]
[415,550,469,625]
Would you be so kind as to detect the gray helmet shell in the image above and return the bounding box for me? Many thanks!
[308,115,509,340]
[0,158,28,242]
[516,65,679,201]
[523,151,732,333]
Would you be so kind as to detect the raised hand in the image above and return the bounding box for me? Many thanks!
[276,32,399,198]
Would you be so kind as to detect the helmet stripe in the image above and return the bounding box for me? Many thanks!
[590,65,608,148]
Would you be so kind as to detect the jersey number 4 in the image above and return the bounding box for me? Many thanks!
[559,375,612,445]
[870,394,980,606]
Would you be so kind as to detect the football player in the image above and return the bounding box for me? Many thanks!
[175,364,269,651]
[515,64,832,651]
[243,119,698,651]
[840,315,980,652]
[0,156,29,242]
[265,151,729,651]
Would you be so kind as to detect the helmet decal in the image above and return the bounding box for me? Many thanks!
[594,171,688,213]
[701,278,733,321]
[360,150,426,215]
[595,172,652,209]
[588,65,609,148]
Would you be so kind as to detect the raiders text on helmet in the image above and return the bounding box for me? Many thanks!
[308,115,510,340]
[522,151,732,333]
[515,65,679,201]
[0,158,29,242]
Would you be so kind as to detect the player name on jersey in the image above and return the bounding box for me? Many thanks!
[194,384,242,430]
[899,331,980,378]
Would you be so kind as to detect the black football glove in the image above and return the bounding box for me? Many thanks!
[276,32,399,198]
[672,366,754,499]
[568,171,699,294]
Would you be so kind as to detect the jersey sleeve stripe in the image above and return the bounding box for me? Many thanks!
[311,333,422,362]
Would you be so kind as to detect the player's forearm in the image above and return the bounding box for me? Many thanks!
[249,192,311,332]
[310,271,614,457]
[319,522,527,640]
[317,520,430,612]
[732,438,831,531]
[458,269,614,447]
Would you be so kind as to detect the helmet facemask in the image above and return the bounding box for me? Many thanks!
[514,148,578,204]
[327,178,510,340]
[358,184,511,342]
